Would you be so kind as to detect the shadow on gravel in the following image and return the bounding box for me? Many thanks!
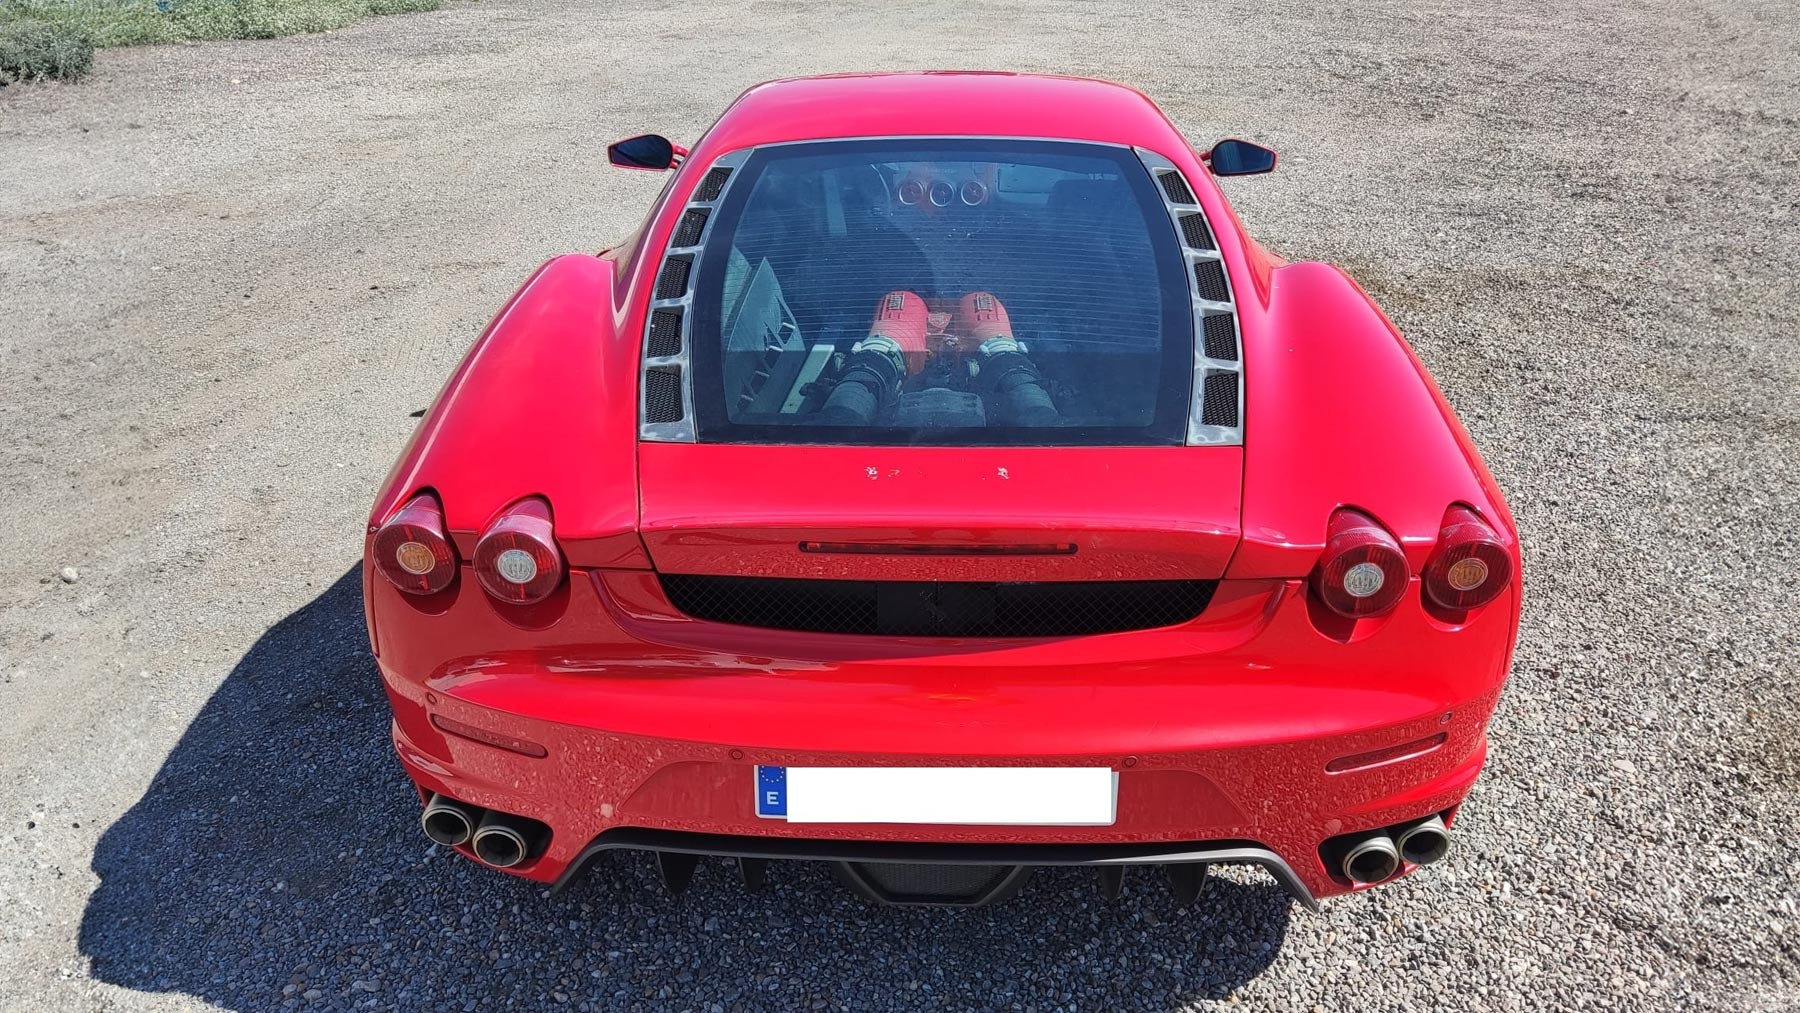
[81,566,1292,1011]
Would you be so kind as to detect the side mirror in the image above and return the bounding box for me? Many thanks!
[608,134,677,171]
[1206,139,1277,176]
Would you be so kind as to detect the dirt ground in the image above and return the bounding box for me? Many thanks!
[2,1,1797,1010]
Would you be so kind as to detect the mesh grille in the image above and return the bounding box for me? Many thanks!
[695,167,732,202]
[671,208,710,248]
[646,310,683,358]
[1201,369,1239,428]
[644,366,683,423]
[857,863,1012,902]
[1178,213,1215,250]
[659,575,1215,637]
[1194,261,1230,303]
[655,255,692,300]
[1202,313,1237,361]
[1158,171,1197,205]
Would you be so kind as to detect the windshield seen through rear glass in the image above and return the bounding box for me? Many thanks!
[687,139,1193,446]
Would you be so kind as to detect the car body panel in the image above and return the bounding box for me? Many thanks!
[637,443,1242,581]
[363,72,1522,906]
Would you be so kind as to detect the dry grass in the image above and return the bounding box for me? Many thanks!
[0,0,441,82]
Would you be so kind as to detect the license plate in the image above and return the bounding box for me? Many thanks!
[754,766,1117,825]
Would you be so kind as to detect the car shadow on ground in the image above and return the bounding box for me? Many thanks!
[80,567,1293,1011]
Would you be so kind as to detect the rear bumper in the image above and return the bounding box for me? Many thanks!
[372,567,1517,904]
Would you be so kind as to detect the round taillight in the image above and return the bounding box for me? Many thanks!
[373,494,457,595]
[1312,509,1409,618]
[473,498,564,604]
[1423,506,1513,610]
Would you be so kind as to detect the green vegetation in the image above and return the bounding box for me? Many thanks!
[0,0,441,83]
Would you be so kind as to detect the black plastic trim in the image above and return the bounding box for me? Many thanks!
[550,828,1322,911]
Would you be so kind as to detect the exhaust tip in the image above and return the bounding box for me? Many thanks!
[1341,834,1400,885]
[473,826,528,868]
[471,811,548,869]
[1397,815,1450,866]
[420,794,478,848]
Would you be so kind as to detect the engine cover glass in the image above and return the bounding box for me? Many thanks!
[686,139,1195,446]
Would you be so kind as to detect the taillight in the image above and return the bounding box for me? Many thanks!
[1312,509,1409,618]
[1423,506,1513,610]
[373,494,457,595]
[473,498,564,604]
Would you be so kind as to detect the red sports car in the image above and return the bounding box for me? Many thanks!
[364,72,1521,909]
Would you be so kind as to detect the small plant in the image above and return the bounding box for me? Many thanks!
[0,0,443,83]
[0,16,93,83]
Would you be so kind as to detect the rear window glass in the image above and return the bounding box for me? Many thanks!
[687,139,1192,446]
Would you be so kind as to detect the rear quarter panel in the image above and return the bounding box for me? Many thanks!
[1229,260,1516,577]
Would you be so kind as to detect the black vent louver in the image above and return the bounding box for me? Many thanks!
[655,255,693,300]
[1178,212,1215,251]
[644,366,684,423]
[1158,171,1197,205]
[695,167,732,202]
[671,208,710,248]
[1201,370,1239,428]
[1194,261,1230,303]
[647,310,683,358]
[1202,314,1237,361]
[659,575,1217,638]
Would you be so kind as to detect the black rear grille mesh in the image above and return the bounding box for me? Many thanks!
[660,575,1216,637]
[644,366,683,423]
[1201,369,1239,427]
[671,208,710,248]
[1158,171,1197,205]
[647,310,683,358]
[1202,313,1237,361]
[1194,261,1230,303]
[695,167,732,202]
[1178,212,1215,250]
[655,255,692,300]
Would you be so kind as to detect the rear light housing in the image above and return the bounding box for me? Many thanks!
[473,497,565,604]
[1423,505,1513,610]
[1312,509,1409,618]
[373,493,457,595]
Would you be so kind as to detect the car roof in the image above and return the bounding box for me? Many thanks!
[691,72,1187,158]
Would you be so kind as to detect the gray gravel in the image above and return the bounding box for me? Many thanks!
[2,0,1798,1010]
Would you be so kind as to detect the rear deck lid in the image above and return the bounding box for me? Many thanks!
[637,443,1241,581]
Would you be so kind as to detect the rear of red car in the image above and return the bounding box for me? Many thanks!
[364,76,1520,908]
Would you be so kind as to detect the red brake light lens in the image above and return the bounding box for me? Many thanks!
[373,494,457,595]
[1423,506,1513,610]
[1312,509,1409,618]
[473,498,564,605]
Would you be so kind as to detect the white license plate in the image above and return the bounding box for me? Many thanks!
[754,766,1117,825]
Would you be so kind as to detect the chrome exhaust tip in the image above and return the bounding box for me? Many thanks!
[1396,814,1450,866]
[1341,833,1401,885]
[420,793,481,848]
[471,811,547,869]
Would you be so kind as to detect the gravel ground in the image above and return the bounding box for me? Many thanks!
[2,0,1797,1010]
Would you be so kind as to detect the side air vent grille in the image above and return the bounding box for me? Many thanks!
[1194,261,1230,303]
[641,150,747,442]
[655,255,693,300]
[695,167,732,202]
[660,575,1217,638]
[1158,170,1197,205]
[1202,314,1237,362]
[647,309,683,358]
[1135,147,1242,446]
[1201,370,1239,428]
[644,366,684,424]
[671,208,710,248]
[1178,213,1215,251]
